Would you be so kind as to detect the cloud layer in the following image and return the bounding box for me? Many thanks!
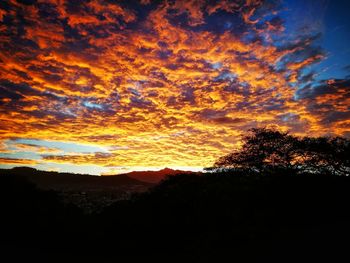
[0,0,349,172]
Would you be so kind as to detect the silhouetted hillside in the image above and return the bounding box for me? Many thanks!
[0,167,152,212]
[95,171,350,261]
[2,168,350,262]
[0,173,85,261]
[1,167,152,189]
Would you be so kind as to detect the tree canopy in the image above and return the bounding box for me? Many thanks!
[209,128,350,176]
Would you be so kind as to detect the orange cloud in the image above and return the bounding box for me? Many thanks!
[0,158,39,165]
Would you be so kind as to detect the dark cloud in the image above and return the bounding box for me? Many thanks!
[297,79,350,99]
[298,72,316,84]
[343,65,350,72]
[297,79,350,126]
[0,80,39,101]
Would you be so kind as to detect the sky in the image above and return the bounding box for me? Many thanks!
[0,0,349,175]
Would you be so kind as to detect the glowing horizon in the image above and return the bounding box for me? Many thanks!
[1,0,349,175]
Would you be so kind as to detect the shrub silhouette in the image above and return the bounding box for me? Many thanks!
[210,128,350,176]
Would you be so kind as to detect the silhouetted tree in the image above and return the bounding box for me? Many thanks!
[298,136,350,175]
[209,128,350,176]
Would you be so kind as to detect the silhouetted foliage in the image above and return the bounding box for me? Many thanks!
[210,128,350,176]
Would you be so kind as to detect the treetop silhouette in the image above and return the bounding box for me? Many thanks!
[209,128,350,176]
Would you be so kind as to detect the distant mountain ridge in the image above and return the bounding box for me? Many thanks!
[0,166,155,212]
[112,167,200,183]
[0,167,152,191]
[0,166,200,187]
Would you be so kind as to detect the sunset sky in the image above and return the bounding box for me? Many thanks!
[1,0,349,175]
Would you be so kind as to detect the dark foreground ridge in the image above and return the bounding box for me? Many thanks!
[1,168,350,262]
